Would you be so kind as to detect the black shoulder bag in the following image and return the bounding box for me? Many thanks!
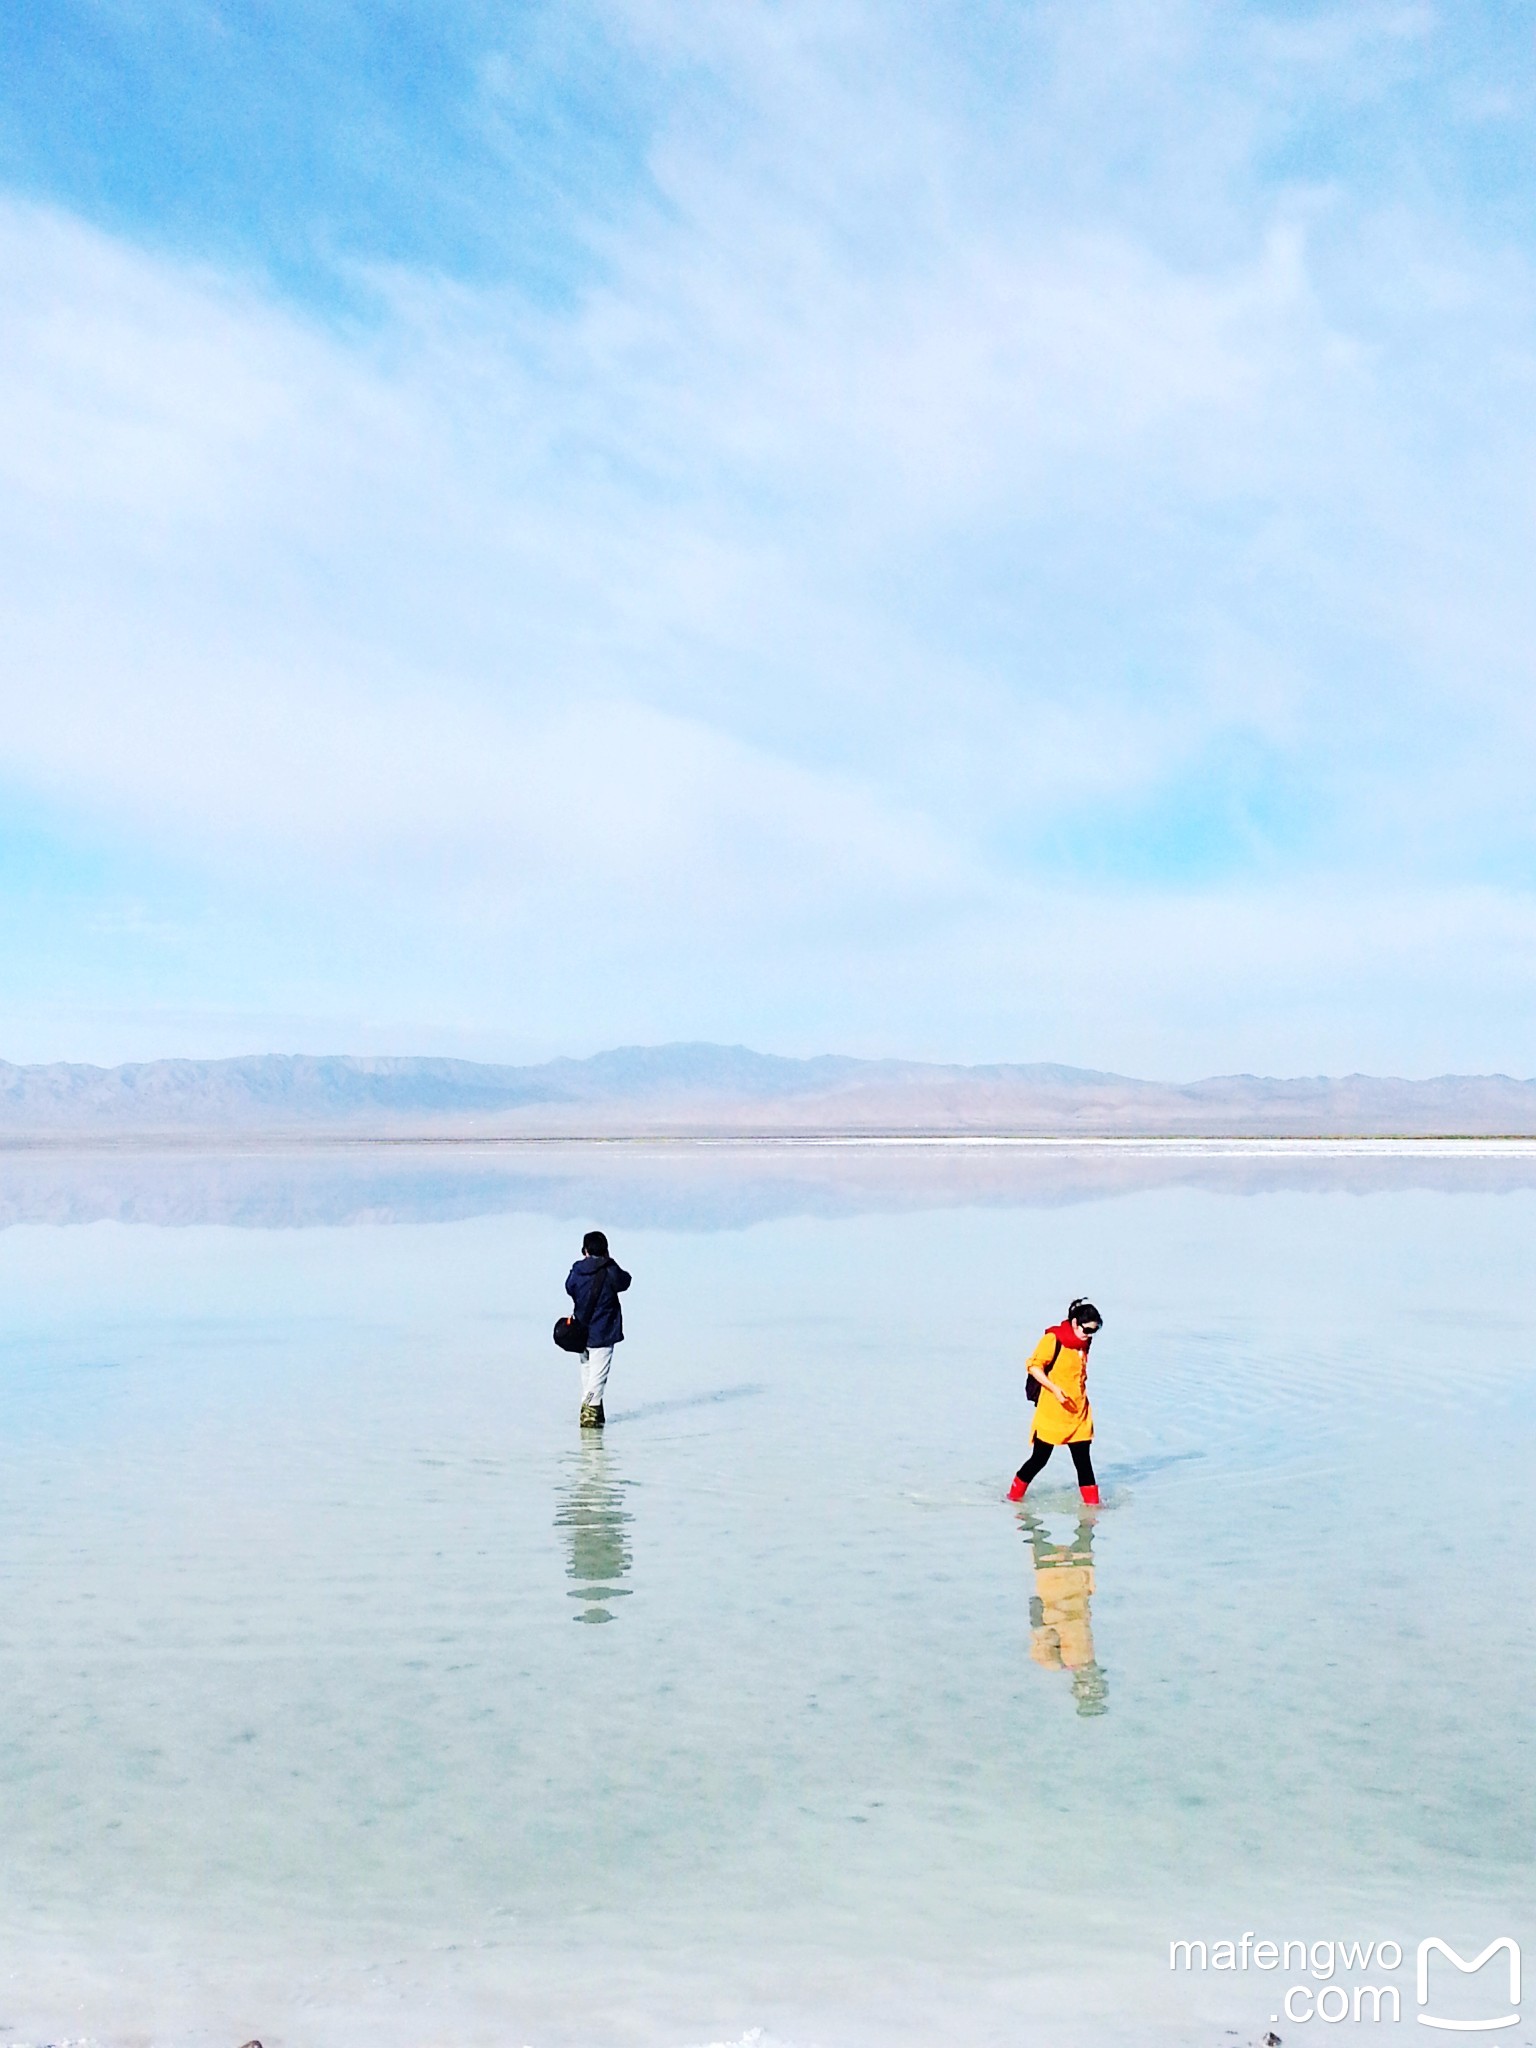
[1026,1333,1063,1404]
[553,1261,609,1354]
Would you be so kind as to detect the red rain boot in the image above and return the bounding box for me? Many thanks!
[1080,1484,1101,1506]
[1006,1475,1028,1502]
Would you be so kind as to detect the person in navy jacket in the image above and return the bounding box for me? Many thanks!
[565,1230,631,1428]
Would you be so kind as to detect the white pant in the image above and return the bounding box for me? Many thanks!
[579,1345,615,1408]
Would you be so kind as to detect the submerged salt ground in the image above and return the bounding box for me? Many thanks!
[0,1142,1530,2047]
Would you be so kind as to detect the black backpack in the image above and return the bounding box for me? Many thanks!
[1026,1333,1063,1404]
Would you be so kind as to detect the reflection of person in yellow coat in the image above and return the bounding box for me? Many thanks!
[1007,1298,1102,1504]
[1022,1510,1108,1717]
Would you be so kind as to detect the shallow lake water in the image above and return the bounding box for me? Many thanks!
[0,1141,1532,2048]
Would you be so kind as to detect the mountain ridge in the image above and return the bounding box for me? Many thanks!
[3,1045,1536,1136]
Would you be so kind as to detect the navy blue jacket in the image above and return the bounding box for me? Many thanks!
[565,1255,631,1346]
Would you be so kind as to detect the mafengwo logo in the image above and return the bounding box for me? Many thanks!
[1167,1934,1521,2029]
[1417,1938,1520,2033]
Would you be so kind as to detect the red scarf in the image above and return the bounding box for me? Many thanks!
[1049,1320,1088,1351]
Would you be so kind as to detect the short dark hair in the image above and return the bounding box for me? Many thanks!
[1068,1297,1102,1332]
[582,1229,609,1257]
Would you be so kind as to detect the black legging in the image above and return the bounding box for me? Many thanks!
[1015,1439,1096,1487]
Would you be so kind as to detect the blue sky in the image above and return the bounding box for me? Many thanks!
[2,0,1535,1075]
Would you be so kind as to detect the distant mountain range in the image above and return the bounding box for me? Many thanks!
[3,1044,1536,1137]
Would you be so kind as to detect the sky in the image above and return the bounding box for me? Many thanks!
[2,0,1535,1078]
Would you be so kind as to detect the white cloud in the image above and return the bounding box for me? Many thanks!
[2,0,1536,1068]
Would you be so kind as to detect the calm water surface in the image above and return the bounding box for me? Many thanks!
[0,1143,1531,2047]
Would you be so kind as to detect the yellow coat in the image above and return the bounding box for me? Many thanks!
[1028,1327,1093,1444]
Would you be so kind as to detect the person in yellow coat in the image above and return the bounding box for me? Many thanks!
[1006,1297,1102,1504]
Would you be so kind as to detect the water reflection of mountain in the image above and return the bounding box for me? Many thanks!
[555,1441,634,1624]
[2,1139,1536,1232]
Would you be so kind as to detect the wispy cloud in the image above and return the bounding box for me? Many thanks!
[1,1,1534,1069]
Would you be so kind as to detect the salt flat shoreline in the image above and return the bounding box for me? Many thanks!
[5,1130,1536,1153]
[10,1131,1536,1229]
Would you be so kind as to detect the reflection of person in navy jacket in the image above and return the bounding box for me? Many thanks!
[565,1230,631,1429]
